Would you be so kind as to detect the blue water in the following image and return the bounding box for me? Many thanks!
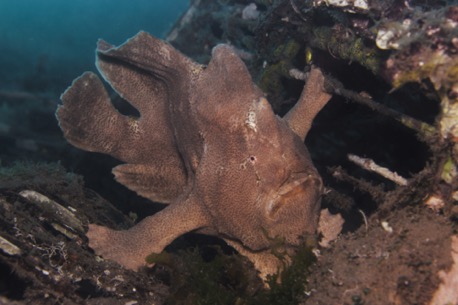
[0,0,189,92]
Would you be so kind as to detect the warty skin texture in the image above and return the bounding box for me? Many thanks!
[56,31,331,278]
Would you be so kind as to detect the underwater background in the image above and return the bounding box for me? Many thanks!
[0,0,188,94]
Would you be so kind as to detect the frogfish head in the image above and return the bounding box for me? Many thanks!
[245,116,324,250]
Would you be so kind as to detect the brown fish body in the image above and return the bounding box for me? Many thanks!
[57,31,331,278]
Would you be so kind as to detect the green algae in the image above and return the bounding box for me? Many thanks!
[310,26,383,74]
[148,242,316,305]
[259,40,301,99]
[390,51,458,90]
